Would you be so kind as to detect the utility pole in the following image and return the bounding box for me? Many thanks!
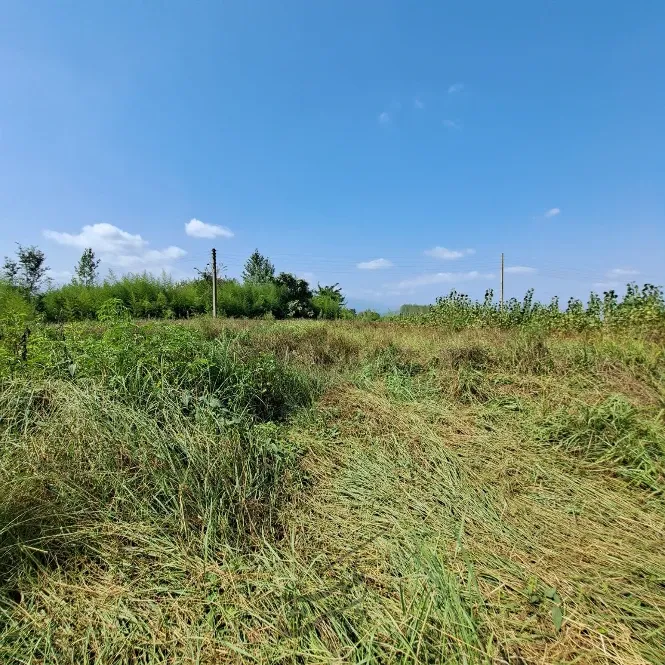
[500,252,504,311]
[211,247,217,318]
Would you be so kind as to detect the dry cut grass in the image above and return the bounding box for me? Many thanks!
[1,320,664,663]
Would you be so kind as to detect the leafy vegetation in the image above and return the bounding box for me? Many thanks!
[242,248,276,284]
[1,241,664,661]
[1,246,359,322]
[2,243,663,331]
[2,244,49,297]
[399,303,430,316]
[404,285,665,333]
[73,247,101,287]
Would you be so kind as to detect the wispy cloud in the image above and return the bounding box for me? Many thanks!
[414,97,424,109]
[185,218,234,239]
[544,207,560,218]
[424,246,475,260]
[505,265,537,274]
[345,287,389,300]
[608,267,639,277]
[44,223,187,271]
[357,258,393,270]
[593,281,620,290]
[378,111,391,125]
[448,83,464,94]
[48,269,73,284]
[298,272,315,283]
[112,247,187,269]
[44,223,146,253]
[397,270,494,290]
[443,119,461,130]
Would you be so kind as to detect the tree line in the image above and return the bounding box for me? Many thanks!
[1,244,380,321]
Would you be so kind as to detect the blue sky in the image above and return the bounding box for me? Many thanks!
[1,1,664,311]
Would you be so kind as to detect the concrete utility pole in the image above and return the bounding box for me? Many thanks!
[500,252,504,311]
[211,248,218,318]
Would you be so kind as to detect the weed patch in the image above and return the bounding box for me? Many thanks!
[538,395,665,491]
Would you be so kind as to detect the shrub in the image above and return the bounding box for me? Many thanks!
[0,282,35,373]
[40,273,210,322]
[403,284,665,333]
[217,280,282,318]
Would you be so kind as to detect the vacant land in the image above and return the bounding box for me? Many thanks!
[1,319,664,664]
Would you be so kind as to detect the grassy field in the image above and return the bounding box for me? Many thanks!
[1,318,664,664]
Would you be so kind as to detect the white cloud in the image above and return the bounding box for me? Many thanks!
[443,119,461,130]
[357,258,393,270]
[448,83,464,94]
[608,267,639,277]
[505,265,537,274]
[298,272,316,283]
[378,111,391,125]
[593,281,620,290]
[345,287,388,300]
[424,246,475,260]
[397,270,494,290]
[414,98,424,109]
[185,218,234,239]
[44,223,146,253]
[544,207,560,218]
[113,246,187,269]
[48,269,73,284]
[44,223,187,272]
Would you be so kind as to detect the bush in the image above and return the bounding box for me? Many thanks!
[403,284,665,333]
[40,273,210,322]
[357,310,382,322]
[312,294,342,319]
[217,280,282,318]
[0,282,35,373]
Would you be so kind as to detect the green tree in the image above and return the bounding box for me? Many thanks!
[242,250,275,284]
[274,272,314,318]
[358,309,381,321]
[399,304,430,316]
[74,248,101,287]
[312,283,346,319]
[2,244,49,297]
[315,283,345,305]
[195,260,227,284]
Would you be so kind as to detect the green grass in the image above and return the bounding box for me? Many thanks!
[1,318,664,663]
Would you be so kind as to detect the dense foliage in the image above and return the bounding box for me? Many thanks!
[2,244,49,297]
[1,244,663,330]
[0,245,361,322]
[403,285,665,332]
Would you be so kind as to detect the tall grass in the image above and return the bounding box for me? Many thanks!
[1,318,664,663]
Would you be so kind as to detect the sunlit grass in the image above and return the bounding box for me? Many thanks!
[1,319,664,663]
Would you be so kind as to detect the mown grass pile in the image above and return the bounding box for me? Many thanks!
[1,315,664,663]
